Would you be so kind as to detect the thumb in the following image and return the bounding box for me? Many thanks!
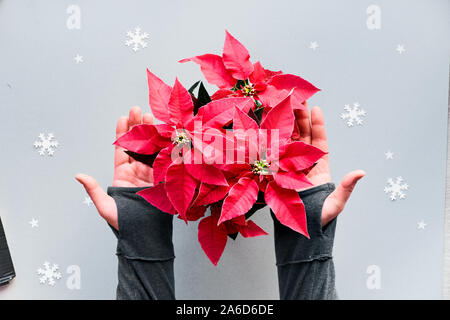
[321,170,366,226]
[75,173,118,230]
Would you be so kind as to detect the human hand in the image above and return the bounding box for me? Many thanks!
[292,104,365,226]
[75,107,154,230]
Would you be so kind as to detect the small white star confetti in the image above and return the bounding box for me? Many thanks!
[309,41,319,51]
[385,150,394,160]
[29,218,39,228]
[396,44,406,54]
[417,220,427,230]
[125,27,149,52]
[74,54,83,64]
[33,133,59,156]
[83,196,93,206]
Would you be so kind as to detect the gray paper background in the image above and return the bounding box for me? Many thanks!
[0,0,449,299]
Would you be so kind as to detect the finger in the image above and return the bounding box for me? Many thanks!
[115,116,130,167]
[321,170,366,226]
[128,106,142,128]
[294,106,312,144]
[310,106,328,154]
[143,113,154,125]
[116,116,129,139]
[291,121,301,141]
[75,173,118,230]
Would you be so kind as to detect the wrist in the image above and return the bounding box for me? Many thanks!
[272,182,336,265]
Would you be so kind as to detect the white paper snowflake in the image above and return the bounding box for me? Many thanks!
[34,133,59,156]
[37,262,62,286]
[125,27,149,52]
[340,102,367,127]
[384,176,408,201]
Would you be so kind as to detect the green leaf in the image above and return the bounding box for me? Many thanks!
[232,79,246,91]
[247,108,261,126]
[191,93,201,115]
[125,151,158,167]
[253,107,264,123]
[197,82,211,107]
[188,81,200,94]
[245,191,266,220]
[228,232,239,240]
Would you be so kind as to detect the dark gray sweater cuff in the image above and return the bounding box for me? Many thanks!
[272,183,336,265]
[107,186,175,261]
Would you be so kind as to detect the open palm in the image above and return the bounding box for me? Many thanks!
[76,107,154,230]
[292,104,365,226]
[77,104,365,230]
[112,107,154,187]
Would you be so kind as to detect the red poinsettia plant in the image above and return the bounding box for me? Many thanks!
[114,30,326,265]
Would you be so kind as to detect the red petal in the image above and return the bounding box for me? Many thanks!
[260,94,295,145]
[182,205,207,221]
[154,124,174,139]
[222,30,254,80]
[233,108,260,162]
[278,141,326,171]
[168,78,194,128]
[249,62,283,84]
[257,85,290,108]
[191,127,232,165]
[179,54,235,89]
[267,74,320,106]
[150,124,175,149]
[220,163,252,176]
[198,215,228,265]
[239,220,268,238]
[197,97,253,129]
[265,181,309,237]
[273,171,314,190]
[230,215,247,226]
[147,69,173,125]
[193,183,230,206]
[113,124,168,155]
[224,222,240,235]
[185,163,228,186]
[211,89,235,100]
[233,107,259,132]
[152,146,174,185]
[137,184,176,215]
[249,61,266,84]
[165,160,198,218]
[262,67,283,82]
[218,177,259,224]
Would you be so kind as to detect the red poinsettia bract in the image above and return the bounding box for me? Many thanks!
[217,95,326,235]
[114,70,246,221]
[113,30,326,266]
[180,30,320,111]
[198,205,268,265]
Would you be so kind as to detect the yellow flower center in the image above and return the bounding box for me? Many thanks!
[241,83,256,96]
[173,130,191,146]
[252,159,270,175]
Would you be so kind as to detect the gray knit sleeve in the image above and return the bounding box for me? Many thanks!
[107,186,175,300]
[271,183,338,300]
